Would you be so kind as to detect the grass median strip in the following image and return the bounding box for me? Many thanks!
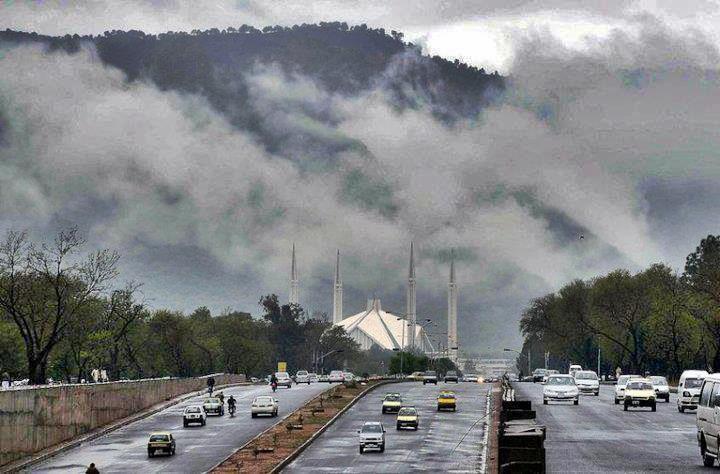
[212,380,385,473]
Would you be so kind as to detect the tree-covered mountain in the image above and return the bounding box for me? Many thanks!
[1,23,503,155]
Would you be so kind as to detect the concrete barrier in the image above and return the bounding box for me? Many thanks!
[0,374,244,468]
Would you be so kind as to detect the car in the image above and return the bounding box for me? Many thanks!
[319,374,329,382]
[623,379,656,411]
[396,406,419,430]
[463,374,479,383]
[408,371,425,381]
[275,371,292,388]
[182,405,206,427]
[574,370,600,396]
[423,370,438,385]
[696,373,720,467]
[202,397,224,416]
[650,376,670,402]
[444,370,460,383]
[147,432,175,457]
[678,370,709,412]
[308,372,319,383]
[343,371,355,382]
[251,395,279,418]
[569,364,583,378]
[532,368,548,383]
[542,369,559,383]
[358,421,386,453]
[543,374,579,405]
[437,390,457,411]
[614,374,641,405]
[295,370,310,384]
[382,393,403,413]
[506,373,519,382]
[328,370,345,383]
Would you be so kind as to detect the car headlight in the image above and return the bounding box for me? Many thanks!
[683,391,691,397]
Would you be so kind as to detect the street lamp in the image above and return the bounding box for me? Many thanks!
[503,348,531,376]
[316,349,344,374]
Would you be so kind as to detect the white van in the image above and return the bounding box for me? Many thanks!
[696,373,720,467]
[569,364,582,378]
[678,370,709,412]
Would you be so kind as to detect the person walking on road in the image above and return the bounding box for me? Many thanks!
[207,376,215,396]
[85,462,99,474]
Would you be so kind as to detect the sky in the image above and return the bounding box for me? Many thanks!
[1,1,720,354]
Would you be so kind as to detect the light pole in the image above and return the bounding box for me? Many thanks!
[316,349,344,374]
[504,348,531,376]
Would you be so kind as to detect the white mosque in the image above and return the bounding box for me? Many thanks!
[289,243,459,361]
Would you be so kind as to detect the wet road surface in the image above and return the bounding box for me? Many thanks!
[285,381,491,473]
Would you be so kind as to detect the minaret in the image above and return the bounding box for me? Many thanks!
[448,249,458,363]
[333,249,343,324]
[289,243,299,305]
[406,242,417,350]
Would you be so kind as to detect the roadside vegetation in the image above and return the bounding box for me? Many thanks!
[0,229,367,385]
[517,234,720,380]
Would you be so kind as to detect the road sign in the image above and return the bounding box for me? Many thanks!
[278,361,287,373]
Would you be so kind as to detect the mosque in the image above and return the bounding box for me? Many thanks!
[288,243,459,362]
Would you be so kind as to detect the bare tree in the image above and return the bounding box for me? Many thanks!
[0,228,119,384]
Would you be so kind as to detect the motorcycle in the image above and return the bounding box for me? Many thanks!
[271,381,278,392]
[228,404,236,417]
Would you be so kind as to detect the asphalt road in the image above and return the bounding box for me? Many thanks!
[30,382,331,473]
[513,382,704,473]
[285,381,491,473]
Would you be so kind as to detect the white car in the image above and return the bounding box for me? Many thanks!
[574,370,600,396]
[569,364,582,378]
[678,370,708,412]
[328,370,345,383]
[308,372,319,383]
[251,395,279,418]
[182,405,206,427]
[696,373,720,467]
[275,371,292,388]
[343,371,355,382]
[295,370,310,384]
[358,421,386,453]
[650,376,670,402]
[463,374,479,383]
[543,374,579,405]
[614,375,641,404]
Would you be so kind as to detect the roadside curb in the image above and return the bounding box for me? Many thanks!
[270,379,400,473]
[4,381,251,473]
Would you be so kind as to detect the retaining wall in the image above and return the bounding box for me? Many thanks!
[0,374,245,467]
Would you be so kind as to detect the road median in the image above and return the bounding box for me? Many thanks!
[210,379,398,474]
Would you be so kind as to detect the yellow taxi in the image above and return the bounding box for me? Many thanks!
[396,406,419,430]
[382,393,402,414]
[437,390,457,412]
[147,432,176,457]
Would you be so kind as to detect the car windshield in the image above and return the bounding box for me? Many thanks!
[575,372,597,380]
[447,371,457,376]
[425,371,437,376]
[256,397,273,403]
[149,435,169,442]
[362,424,383,433]
[398,408,417,415]
[627,382,652,390]
[439,393,456,399]
[686,378,704,388]
[297,371,308,376]
[276,372,289,378]
[205,398,220,404]
[547,376,574,385]
[185,407,201,413]
[650,377,667,385]
[384,395,400,401]
[330,371,343,375]
[617,375,637,385]
[533,369,547,375]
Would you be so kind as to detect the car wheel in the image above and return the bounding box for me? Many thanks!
[359,446,364,454]
[679,405,685,413]
[543,399,548,405]
[251,413,256,418]
[396,424,401,430]
[202,419,206,426]
[171,447,176,456]
[614,399,619,405]
[148,450,154,458]
[183,420,188,428]
[704,454,715,468]
[380,444,385,453]
[573,400,579,406]
[595,392,599,396]
[623,403,628,411]
[651,404,656,412]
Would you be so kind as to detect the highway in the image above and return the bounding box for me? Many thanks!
[285,381,491,473]
[30,382,330,473]
[513,382,702,473]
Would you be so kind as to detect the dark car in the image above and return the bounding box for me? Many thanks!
[532,369,548,383]
[422,370,438,385]
[444,370,459,383]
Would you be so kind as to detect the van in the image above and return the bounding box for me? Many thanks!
[696,373,720,467]
[678,370,709,412]
[569,364,582,377]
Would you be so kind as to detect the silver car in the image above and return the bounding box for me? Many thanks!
[543,374,579,405]
[650,376,670,402]
[358,421,386,453]
[251,395,279,418]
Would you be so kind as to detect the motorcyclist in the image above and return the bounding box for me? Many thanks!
[270,373,278,392]
[227,395,236,415]
[217,391,224,405]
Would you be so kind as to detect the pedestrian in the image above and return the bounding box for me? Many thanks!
[86,462,99,474]
[1,372,10,390]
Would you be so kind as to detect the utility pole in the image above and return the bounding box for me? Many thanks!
[597,347,601,376]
